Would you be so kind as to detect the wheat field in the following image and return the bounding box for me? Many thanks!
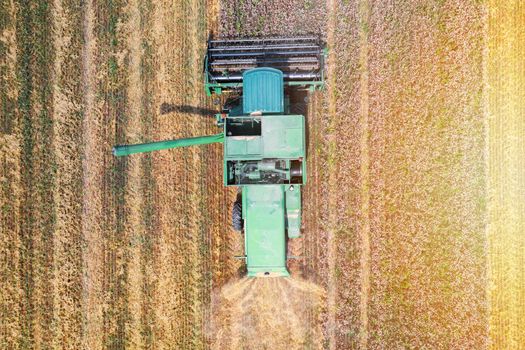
[0,0,523,349]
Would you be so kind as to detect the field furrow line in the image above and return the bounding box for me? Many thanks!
[200,0,220,337]
[174,3,189,347]
[0,138,21,349]
[50,0,85,347]
[309,94,321,280]
[207,0,232,342]
[191,0,212,346]
[80,0,104,347]
[122,0,146,346]
[186,0,201,345]
[325,0,338,348]
[13,0,57,347]
[15,5,35,348]
[94,0,131,345]
[150,0,183,346]
[357,0,371,348]
[135,0,157,347]
[329,1,363,348]
[0,0,22,347]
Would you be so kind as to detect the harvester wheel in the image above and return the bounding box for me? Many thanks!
[232,201,243,232]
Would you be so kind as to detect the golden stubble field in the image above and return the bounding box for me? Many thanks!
[0,0,524,349]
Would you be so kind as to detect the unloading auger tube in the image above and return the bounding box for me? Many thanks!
[112,133,224,157]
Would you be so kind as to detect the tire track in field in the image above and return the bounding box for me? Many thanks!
[50,0,84,346]
[123,0,145,346]
[357,0,371,348]
[325,0,338,347]
[150,1,176,346]
[80,0,104,347]
[135,0,156,346]
[202,0,224,340]
[14,1,57,347]
[150,0,192,346]
[102,0,130,343]
[326,1,371,348]
[186,0,206,345]
[0,0,22,347]
[326,1,366,349]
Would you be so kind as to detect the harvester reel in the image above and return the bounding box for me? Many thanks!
[205,36,325,91]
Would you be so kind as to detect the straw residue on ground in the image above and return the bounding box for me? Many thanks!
[210,277,326,350]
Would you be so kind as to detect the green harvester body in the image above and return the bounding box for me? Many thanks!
[113,37,325,277]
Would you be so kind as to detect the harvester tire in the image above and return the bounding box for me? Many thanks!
[232,201,243,232]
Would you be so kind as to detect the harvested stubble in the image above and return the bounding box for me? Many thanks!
[210,277,326,350]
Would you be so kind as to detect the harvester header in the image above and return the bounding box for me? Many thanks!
[204,36,325,95]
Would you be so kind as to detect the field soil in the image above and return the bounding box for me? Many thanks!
[1,0,524,349]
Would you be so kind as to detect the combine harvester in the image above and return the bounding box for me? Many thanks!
[113,37,326,277]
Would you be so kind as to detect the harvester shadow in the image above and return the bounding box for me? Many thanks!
[160,103,217,116]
